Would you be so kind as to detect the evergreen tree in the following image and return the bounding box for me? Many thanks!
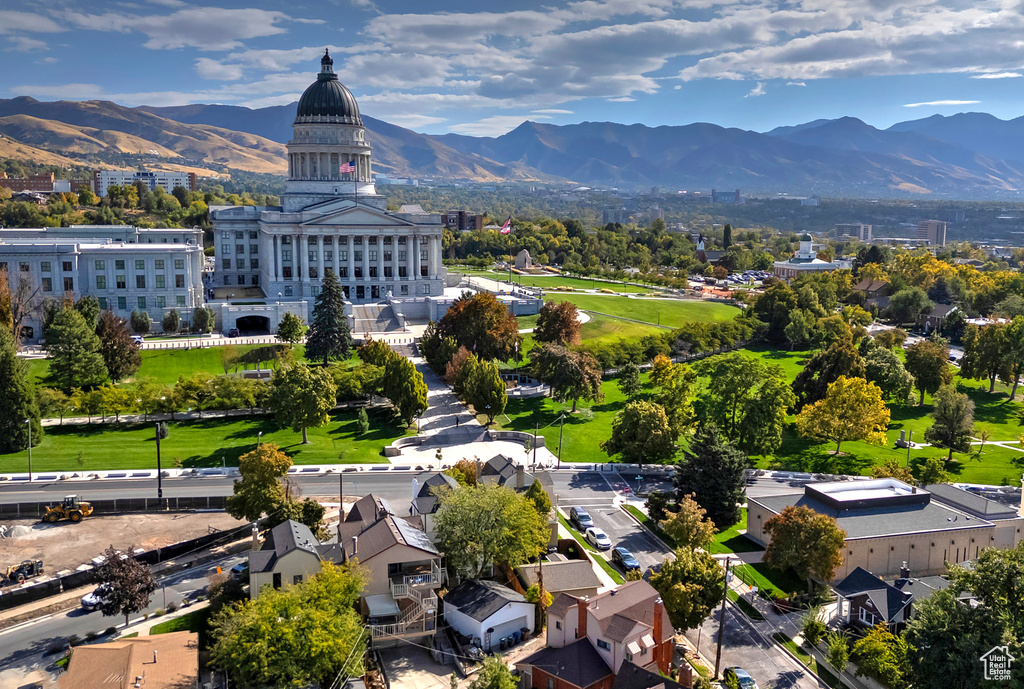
[45,306,107,392]
[305,269,353,363]
[75,295,101,329]
[129,310,151,334]
[722,223,733,249]
[96,311,141,383]
[162,308,180,334]
[674,423,747,530]
[193,306,214,334]
[0,327,42,453]
[617,361,642,399]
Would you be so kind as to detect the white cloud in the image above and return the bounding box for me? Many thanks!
[607,96,636,102]
[532,109,573,114]
[5,36,48,52]
[971,72,1021,79]
[383,114,447,128]
[745,81,766,97]
[37,56,59,65]
[195,57,243,81]
[787,81,807,86]
[448,115,535,136]
[674,84,682,89]
[903,99,980,107]
[0,11,64,35]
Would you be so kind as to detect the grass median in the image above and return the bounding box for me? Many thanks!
[556,512,625,585]
[773,632,842,689]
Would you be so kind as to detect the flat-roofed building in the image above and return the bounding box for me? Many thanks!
[835,223,872,242]
[94,169,197,197]
[916,219,947,247]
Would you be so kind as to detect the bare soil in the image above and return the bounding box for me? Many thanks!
[0,512,245,577]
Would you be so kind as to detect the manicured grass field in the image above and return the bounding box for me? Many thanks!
[0,408,403,472]
[542,293,740,328]
[708,510,763,555]
[452,268,655,293]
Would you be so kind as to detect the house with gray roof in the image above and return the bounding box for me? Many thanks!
[442,579,535,651]
[516,555,603,599]
[834,563,950,631]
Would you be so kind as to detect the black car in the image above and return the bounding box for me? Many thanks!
[569,507,594,530]
[611,547,640,571]
[227,328,240,337]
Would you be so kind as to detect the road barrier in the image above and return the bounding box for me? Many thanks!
[0,495,228,519]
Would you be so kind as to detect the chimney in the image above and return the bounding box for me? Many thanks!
[351,536,358,558]
[653,597,667,673]
[251,523,259,551]
[516,465,525,489]
[577,597,589,640]
[900,561,910,580]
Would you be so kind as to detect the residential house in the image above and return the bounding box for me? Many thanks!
[410,472,459,537]
[248,519,334,597]
[442,579,536,651]
[59,631,198,689]
[834,564,949,631]
[612,661,689,689]
[480,455,560,548]
[517,554,603,599]
[853,278,888,300]
[518,580,675,689]
[918,304,960,333]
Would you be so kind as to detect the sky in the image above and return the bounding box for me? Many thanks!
[4,0,1024,137]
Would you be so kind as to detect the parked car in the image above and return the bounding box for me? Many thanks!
[130,335,144,345]
[231,562,249,581]
[227,328,240,337]
[81,583,113,612]
[724,667,760,689]
[611,547,640,571]
[569,507,594,530]
[585,527,612,550]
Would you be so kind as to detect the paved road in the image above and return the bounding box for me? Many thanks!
[0,552,244,676]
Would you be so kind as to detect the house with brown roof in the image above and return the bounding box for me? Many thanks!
[853,278,888,299]
[516,554,603,599]
[59,631,198,689]
[517,580,680,689]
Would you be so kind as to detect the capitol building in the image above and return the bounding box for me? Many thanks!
[209,50,448,333]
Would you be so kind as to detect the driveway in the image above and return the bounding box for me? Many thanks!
[378,645,454,689]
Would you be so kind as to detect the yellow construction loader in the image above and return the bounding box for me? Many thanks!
[42,495,94,523]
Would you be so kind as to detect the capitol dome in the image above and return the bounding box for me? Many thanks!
[294,49,362,125]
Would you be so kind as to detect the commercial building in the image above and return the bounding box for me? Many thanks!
[772,234,840,283]
[711,188,742,204]
[439,209,486,231]
[0,225,205,339]
[747,479,1024,580]
[835,223,872,242]
[93,169,197,197]
[0,171,90,194]
[916,220,947,247]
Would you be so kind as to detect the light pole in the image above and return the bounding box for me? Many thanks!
[154,422,163,499]
[24,419,32,482]
[905,430,913,467]
[485,404,491,426]
[257,431,263,447]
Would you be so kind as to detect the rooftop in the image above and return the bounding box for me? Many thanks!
[519,639,613,689]
[59,632,198,689]
[516,559,603,593]
[443,579,526,622]
[806,478,930,510]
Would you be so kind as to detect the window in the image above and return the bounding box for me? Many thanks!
[354,267,363,278]
[282,249,292,261]
[419,284,430,294]
[398,236,407,244]
[0,262,6,272]
[273,573,282,589]
[249,231,258,239]
[222,243,230,255]
[596,639,610,651]
[63,277,74,291]
[310,285,319,296]
[176,296,185,307]
[62,261,73,272]
[399,250,407,261]
[175,259,184,270]
[308,236,318,245]
[222,259,231,269]
[293,574,303,585]
[115,260,125,270]
[137,297,147,309]
[420,249,428,261]
[400,285,408,295]
[369,250,378,261]
[547,679,554,689]
[309,250,317,262]
[354,251,362,262]
[96,275,106,289]
[626,651,633,661]
[96,260,108,271]
[41,277,52,292]
[251,244,259,254]
[339,250,348,261]
[283,267,292,279]
[399,267,407,278]
[98,297,107,309]
[155,259,164,270]
[222,231,230,239]
[251,259,259,270]
[132,260,143,271]
[156,275,166,289]
[41,261,51,272]
[339,267,348,278]
[252,275,260,286]
[235,231,244,239]
[116,275,126,289]
[236,244,245,255]
[284,286,293,296]
[354,237,363,245]
[383,237,392,245]
[117,296,127,310]
[282,236,291,245]
[384,267,393,278]
[859,608,876,625]
[421,266,429,277]
[19,262,29,273]
[309,267,318,279]
[156,296,166,308]
[136,275,146,289]
[369,267,377,278]
[323,236,333,245]
[384,251,392,261]
[325,251,333,261]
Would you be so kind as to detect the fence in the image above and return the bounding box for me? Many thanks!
[0,495,228,519]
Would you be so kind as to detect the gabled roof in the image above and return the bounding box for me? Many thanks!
[59,632,198,689]
[412,473,458,515]
[517,560,603,593]
[854,278,888,292]
[481,455,517,484]
[519,639,613,689]
[588,581,671,638]
[833,567,911,622]
[611,661,686,689]
[249,519,322,573]
[341,512,439,561]
[548,592,579,619]
[443,579,527,622]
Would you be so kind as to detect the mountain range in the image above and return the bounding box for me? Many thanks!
[4,94,1024,198]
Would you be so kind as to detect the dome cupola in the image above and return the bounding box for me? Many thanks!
[294,49,362,125]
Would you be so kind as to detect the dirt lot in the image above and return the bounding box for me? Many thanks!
[0,512,245,577]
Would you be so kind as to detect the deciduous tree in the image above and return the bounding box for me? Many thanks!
[524,479,552,515]
[851,625,912,689]
[162,308,180,334]
[763,505,846,592]
[870,458,916,484]
[617,360,641,399]
[271,364,337,444]
[791,339,865,408]
[305,269,353,363]
[533,300,582,346]
[601,400,677,464]
[436,291,521,362]
[863,346,914,403]
[129,310,150,335]
[462,357,507,424]
[889,287,933,325]
[226,443,291,522]
[904,339,953,405]
[674,424,747,530]
[531,343,603,413]
[276,312,306,345]
[795,376,890,455]
[383,354,428,425]
[649,547,724,632]
[192,306,214,334]
[96,544,157,627]
[96,311,141,383]
[924,384,974,461]
[660,493,716,551]
[960,324,1007,393]
[469,656,517,689]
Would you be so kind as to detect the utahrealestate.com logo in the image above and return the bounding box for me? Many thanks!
[981,646,1015,681]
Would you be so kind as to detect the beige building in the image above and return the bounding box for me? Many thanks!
[747,479,1024,580]
[916,219,947,247]
[60,631,198,689]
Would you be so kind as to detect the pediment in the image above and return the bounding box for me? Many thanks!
[301,201,417,228]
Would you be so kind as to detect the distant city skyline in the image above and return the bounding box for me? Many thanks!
[3,0,1024,137]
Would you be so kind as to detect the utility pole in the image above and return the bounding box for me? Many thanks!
[339,470,344,541]
[557,413,565,469]
[154,422,163,499]
[532,422,539,469]
[715,557,731,680]
[25,419,32,482]
[905,430,913,467]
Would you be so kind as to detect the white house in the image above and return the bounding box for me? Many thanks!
[442,579,535,651]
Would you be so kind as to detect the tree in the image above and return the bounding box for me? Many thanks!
[960,324,1007,393]
[657,362,698,437]
[524,479,552,515]
[276,312,306,345]
[174,371,215,417]
[851,625,912,689]
[722,223,733,249]
[275,497,330,540]
[96,311,141,383]
[305,269,353,363]
[601,400,677,464]
[950,540,1024,640]
[358,337,396,368]
[871,458,916,484]
[469,656,517,689]
[129,310,150,335]
[863,346,913,403]
[791,339,865,408]
[162,308,181,333]
[915,457,950,486]
[924,384,974,461]
[661,494,716,550]
[382,354,428,425]
[873,328,907,350]
[697,352,794,455]
[436,291,521,362]
[36,387,72,424]
[531,343,603,412]
[649,547,724,632]
[75,295,101,329]
[226,443,291,522]
[0,327,42,452]
[533,301,582,346]
[825,631,850,675]
[96,544,157,626]
[889,287,933,325]
[802,608,827,647]
[649,353,674,390]
[617,360,641,399]
[762,505,846,592]
[674,424,747,530]
[210,562,367,689]
[783,308,816,350]
[904,339,953,405]
[795,376,890,455]
[45,306,107,392]
[193,306,214,334]
[435,483,548,578]
[462,357,507,424]
[1000,316,1024,400]
[271,364,337,444]
[356,407,369,434]
[940,308,967,342]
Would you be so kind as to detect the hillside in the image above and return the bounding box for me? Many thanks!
[0,134,86,169]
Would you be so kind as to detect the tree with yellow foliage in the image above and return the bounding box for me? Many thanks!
[795,375,890,455]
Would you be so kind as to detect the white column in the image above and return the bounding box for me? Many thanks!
[391,236,400,286]
[317,234,324,283]
[274,235,282,282]
[429,236,439,278]
[406,235,414,282]
[347,235,355,285]
[300,235,309,286]
[377,239,384,295]
[413,236,421,281]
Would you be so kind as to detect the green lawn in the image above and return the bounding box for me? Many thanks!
[150,607,210,635]
[773,633,843,689]
[0,409,404,472]
[727,589,765,621]
[452,268,655,293]
[708,510,763,555]
[542,294,740,328]
[732,561,808,598]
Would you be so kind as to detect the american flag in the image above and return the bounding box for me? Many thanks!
[499,216,513,234]
[339,161,356,174]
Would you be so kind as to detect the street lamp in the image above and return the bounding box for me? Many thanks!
[257,431,263,447]
[485,404,491,426]
[154,422,163,499]
[24,419,32,482]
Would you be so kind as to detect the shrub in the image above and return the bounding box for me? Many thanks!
[84,631,99,642]
[166,602,178,613]
[104,627,117,636]
[46,642,65,655]
[802,607,827,646]
[153,608,166,617]
[67,635,81,647]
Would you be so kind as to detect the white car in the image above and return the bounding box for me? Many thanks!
[585,527,612,550]
[81,583,113,612]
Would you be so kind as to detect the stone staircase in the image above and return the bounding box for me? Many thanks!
[351,303,401,334]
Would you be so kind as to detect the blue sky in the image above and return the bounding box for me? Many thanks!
[4,0,1024,137]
